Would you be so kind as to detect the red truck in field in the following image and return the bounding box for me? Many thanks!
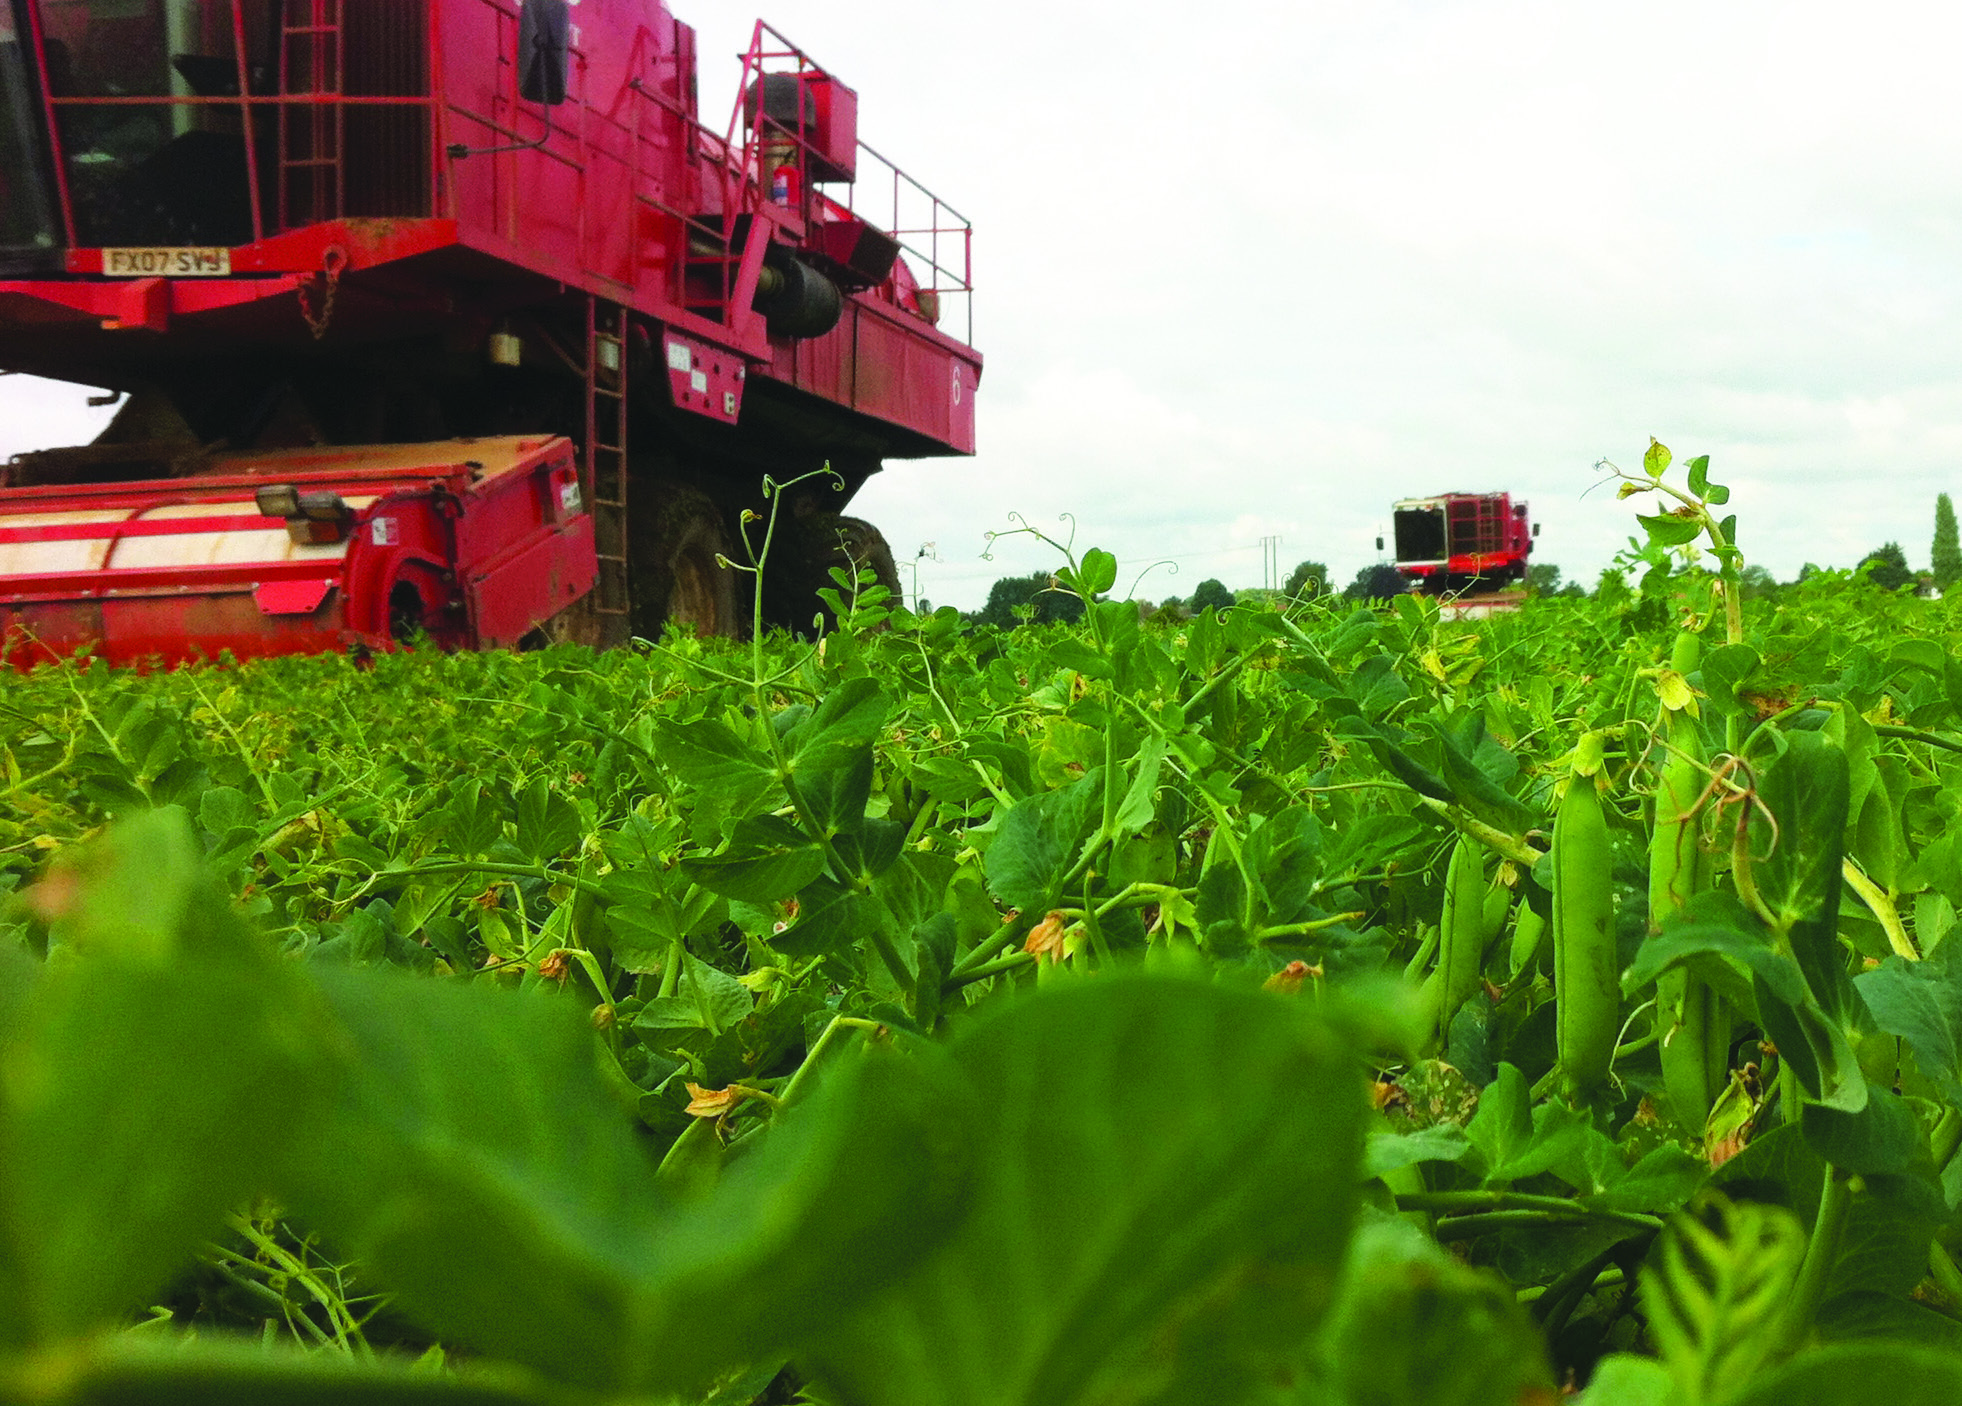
[0,0,978,666]
[1387,491,1537,597]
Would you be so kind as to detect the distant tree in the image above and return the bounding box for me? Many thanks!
[1284,560,1329,598]
[1343,564,1408,602]
[1858,542,1914,593]
[1934,493,1962,593]
[1157,595,1187,619]
[1737,564,1779,600]
[977,572,1086,628]
[1526,563,1563,595]
[1189,578,1235,614]
[1556,582,1586,599]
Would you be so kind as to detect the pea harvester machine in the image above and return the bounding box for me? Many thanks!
[1384,490,1538,616]
[0,0,978,666]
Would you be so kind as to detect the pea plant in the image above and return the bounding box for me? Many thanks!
[6,444,1962,1404]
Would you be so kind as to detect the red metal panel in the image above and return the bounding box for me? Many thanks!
[1,435,593,668]
[662,329,745,423]
[465,513,596,647]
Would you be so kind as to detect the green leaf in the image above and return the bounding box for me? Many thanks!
[1641,1194,1807,1405]
[1645,438,1672,478]
[1463,1063,1593,1184]
[513,778,582,861]
[682,815,828,905]
[644,1034,975,1388]
[1639,513,1704,548]
[983,769,1104,914]
[1313,1219,1554,1406]
[1724,1343,1962,1406]
[1111,734,1164,838]
[787,678,888,778]
[3,1334,555,1405]
[804,976,1363,1406]
[1686,454,1711,498]
[1856,947,1962,1105]
[633,954,752,1037]
[651,715,777,792]
[0,814,332,1346]
[1754,733,1854,1020]
[1817,1290,1962,1349]
[1364,1124,1471,1178]
[1699,645,1760,720]
[1076,548,1119,597]
[280,968,672,1391]
[1801,1087,1919,1175]
[1575,1354,1684,1406]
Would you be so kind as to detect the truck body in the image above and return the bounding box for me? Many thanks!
[1388,491,1535,594]
[0,0,978,664]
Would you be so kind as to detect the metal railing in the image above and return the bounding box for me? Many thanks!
[726,20,974,346]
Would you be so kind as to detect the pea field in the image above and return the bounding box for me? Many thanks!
[8,447,1962,1405]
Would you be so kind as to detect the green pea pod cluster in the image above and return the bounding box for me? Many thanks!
[1436,834,1489,1047]
[1651,633,1727,1126]
[1555,766,1619,1097]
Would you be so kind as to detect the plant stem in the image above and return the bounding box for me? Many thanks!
[949,919,1026,977]
[1417,796,1544,868]
[1875,723,1962,755]
[1429,1210,1645,1242]
[1781,1163,1853,1354]
[778,1015,885,1107]
[1842,857,1915,960]
[1396,1190,1663,1233]
[1255,912,1366,941]
[1930,1241,1962,1305]
[942,949,1035,992]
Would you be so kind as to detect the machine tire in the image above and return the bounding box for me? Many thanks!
[636,482,741,640]
[832,515,903,602]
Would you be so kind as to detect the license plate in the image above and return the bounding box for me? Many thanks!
[101,247,231,277]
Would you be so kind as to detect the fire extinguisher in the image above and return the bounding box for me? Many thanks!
[770,159,801,207]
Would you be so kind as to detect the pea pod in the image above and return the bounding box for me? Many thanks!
[1652,633,1726,1125]
[1555,767,1619,1096]
[1508,894,1549,981]
[1435,834,1488,1048]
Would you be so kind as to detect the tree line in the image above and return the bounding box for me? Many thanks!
[960,494,1962,627]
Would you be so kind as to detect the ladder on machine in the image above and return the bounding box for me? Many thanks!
[277,0,345,229]
[586,299,632,636]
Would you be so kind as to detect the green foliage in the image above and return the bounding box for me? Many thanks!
[1285,559,1329,598]
[1527,562,1563,595]
[1641,1194,1807,1403]
[1934,493,1961,594]
[1344,563,1408,601]
[1190,577,1235,613]
[15,455,1962,1399]
[976,571,1085,628]
[1858,541,1915,593]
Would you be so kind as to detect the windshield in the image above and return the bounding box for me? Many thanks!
[0,0,62,255]
[39,0,252,246]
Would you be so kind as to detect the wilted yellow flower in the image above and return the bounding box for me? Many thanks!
[1024,910,1070,963]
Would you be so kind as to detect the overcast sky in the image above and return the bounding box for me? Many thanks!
[8,0,1960,609]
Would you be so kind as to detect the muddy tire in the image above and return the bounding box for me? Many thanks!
[767,511,903,630]
[635,482,740,640]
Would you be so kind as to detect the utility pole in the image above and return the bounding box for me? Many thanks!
[1258,535,1281,590]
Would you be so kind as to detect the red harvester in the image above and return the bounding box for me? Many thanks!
[1387,491,1537,597]
[0,0,979,666]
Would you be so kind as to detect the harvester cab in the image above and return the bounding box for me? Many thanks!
[0,0,980,667]
[1388,491,1537,600]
